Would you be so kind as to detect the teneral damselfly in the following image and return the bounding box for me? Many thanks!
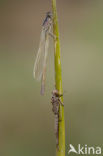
[33,12,53,95]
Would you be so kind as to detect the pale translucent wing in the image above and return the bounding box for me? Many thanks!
[43,34,49,72]
[41,34,49,94]
[33,28,46,81]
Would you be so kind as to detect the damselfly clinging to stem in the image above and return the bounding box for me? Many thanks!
[33,12,55,95]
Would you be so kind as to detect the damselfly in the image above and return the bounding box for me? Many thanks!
[33,12,54,95]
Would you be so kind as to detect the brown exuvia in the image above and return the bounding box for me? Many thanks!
[51,89,64,148]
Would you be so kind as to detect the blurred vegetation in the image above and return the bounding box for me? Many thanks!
[0,0,103,156]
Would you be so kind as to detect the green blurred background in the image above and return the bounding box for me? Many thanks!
[0,0,103,155]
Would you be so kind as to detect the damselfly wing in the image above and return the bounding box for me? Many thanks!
[33,12,52,95]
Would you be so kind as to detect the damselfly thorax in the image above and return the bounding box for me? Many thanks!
[33,12,53,95]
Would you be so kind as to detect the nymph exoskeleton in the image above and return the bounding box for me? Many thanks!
[51,89,64,148]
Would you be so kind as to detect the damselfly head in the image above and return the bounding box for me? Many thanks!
[46,11,52,19]
[43,11,52,26]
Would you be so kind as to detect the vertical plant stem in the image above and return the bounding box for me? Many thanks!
[52,0,65,156]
